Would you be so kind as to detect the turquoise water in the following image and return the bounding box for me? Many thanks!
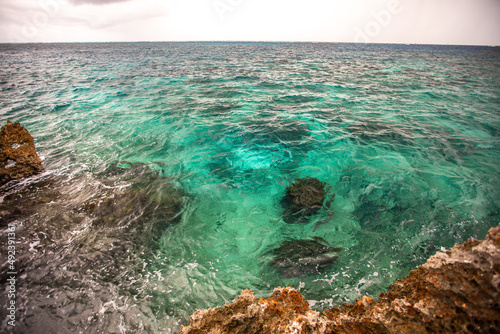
[1,42,499,332]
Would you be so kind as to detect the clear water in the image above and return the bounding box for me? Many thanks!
[0,42,499,333]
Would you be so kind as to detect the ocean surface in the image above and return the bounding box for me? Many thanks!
[0,42,499,333]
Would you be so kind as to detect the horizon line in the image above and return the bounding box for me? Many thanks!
[0,40,499,47]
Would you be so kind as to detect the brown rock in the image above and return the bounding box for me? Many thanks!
[181,224,500,333]
[0,120,44,185]
[282,177,327,223]
[270,237,341,278]
[323,224,500,333]
[181,287,329,334]
[287,178,325,208]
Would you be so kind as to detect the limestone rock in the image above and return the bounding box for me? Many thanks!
[181,287,329,334]
[181,224,500,333]
[0,120,43,185]
[322,223,500,333]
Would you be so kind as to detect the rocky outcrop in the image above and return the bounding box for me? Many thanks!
[181,224,500,333]
[181,287,329,333]
[270,237,341,278]
[0,120,43,185]
[282,178,327,223]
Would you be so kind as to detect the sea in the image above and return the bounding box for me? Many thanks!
[0,42,499,333]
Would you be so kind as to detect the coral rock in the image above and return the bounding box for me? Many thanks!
[282,177,326,223]
[181,287,329,334]
[323,224,500,333]
[181,224,500,333]
[0,120,43,185]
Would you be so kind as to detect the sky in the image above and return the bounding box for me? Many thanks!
[0,0,499,45]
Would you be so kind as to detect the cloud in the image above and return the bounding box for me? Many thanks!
[84,3,170,29]
[66,0,132,6]
[0,0,175,42]
[0,0,499,44]
[61,0,174,32]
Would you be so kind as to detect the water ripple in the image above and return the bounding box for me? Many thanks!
[0,43,499,333]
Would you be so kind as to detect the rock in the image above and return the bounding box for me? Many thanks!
[0,177,61,229]
[181,287,329,334]
[0,120,43,185]
[88,162,186,228]
[322,223,500,333]
[269,237,341,278]
[282,177,326,223]
[84,181,185,230]
[181,224,500,333]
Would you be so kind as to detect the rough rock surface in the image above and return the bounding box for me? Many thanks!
[270,237,341,278]
[282,178,326,223]
[0,120,43,185]
[181,287,329,334]
[181,224,500,333]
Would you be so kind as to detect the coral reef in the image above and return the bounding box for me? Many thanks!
[0,161,188,333]
[269,237,341,278]
[181,224,500,333]
[282,177,327,223]
[0,161,185,246]
[0,120,44,185]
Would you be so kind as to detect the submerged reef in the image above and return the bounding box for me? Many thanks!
[181,223,500,333]
[282,177,327,223]
[269,237,341,278]
[0,120,44,185]
[0,162,187,332]
[0,161,185,247]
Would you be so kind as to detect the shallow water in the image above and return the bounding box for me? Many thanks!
[0,42,499,332]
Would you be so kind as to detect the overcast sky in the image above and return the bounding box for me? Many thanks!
[1,0,499,45]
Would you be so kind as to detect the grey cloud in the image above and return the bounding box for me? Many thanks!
[67,0,132,5]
